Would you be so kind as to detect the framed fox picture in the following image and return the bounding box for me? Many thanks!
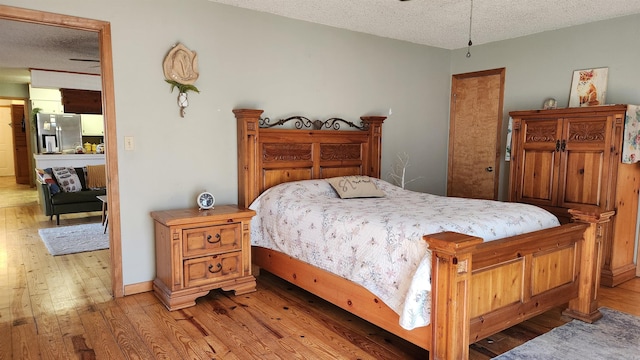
[569,67,608,107]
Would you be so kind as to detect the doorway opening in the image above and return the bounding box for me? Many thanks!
[0,5,122,297]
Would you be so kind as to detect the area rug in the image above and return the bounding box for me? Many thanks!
[38,223,108,256]
[494,307,640,359]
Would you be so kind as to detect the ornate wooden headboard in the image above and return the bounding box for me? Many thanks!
[234,109,386,208]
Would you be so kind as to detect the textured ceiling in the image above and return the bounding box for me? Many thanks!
[0,19,100,84]
[2,1,640,85]
[208,0,640,49]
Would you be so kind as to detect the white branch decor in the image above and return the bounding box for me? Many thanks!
[387,152,423,189]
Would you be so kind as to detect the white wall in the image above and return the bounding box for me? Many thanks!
[450,13,640,199]
[3,0,451,286]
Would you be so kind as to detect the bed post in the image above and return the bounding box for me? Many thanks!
[424,232,483,360]
[234,109,264,209]
[360,116,386,177]
[563,209,614,323]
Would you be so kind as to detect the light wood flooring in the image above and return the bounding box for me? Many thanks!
[1,175,639,359]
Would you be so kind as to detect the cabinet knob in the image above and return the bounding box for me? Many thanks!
[485,167,493,172]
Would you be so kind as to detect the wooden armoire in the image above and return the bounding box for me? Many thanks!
[508,105,639,287]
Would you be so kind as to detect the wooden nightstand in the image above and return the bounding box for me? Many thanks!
[151,205,257,311]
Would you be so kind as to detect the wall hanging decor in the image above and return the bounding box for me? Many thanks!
[568,67,608,107]
[163,43,200,117]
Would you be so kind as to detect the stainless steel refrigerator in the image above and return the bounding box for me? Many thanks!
[36,113,82,153]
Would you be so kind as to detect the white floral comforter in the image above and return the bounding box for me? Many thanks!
[249,179,560,330]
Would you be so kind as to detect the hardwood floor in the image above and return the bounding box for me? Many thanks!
[0,177,38,208]
[1,175,639,359]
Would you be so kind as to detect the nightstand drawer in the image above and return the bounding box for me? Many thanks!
[183,224,241,258]
[183,251,242,288]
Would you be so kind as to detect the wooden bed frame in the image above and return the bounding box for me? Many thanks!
[234,108,612,360]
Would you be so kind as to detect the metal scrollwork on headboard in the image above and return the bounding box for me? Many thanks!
[259,115,369,130]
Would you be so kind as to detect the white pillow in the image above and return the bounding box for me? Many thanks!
[51,167,82,192]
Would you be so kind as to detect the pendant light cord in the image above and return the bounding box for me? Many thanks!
[466,0,473,58]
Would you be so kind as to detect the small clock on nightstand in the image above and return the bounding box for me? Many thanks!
[197,191,215,210]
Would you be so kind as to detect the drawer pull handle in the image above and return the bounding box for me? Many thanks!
[208,263,222,273]
[207,233,222,244]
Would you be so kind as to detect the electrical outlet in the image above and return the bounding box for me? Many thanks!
[124,136,135,151]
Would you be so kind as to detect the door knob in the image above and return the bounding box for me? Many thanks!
[485,167,493,172]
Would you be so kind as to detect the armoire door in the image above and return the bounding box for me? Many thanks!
[557,115,614,211]
[512,118,562,208]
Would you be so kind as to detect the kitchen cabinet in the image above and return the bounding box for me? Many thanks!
[60,88,102,114]
[81,114,104,136]
[151,206,257,310]
[30,87,64,114]
[509,105,639,287]
[30,99,64,114]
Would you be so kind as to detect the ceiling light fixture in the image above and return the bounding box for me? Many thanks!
[466,0,474,58]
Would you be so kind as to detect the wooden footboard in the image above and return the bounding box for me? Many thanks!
[253,210,612,360]
[426,210,613,360]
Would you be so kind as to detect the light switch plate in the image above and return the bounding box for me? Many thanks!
[124,136,135,151]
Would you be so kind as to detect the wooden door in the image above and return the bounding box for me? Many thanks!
[558,115,613,211]
[10,105,30,184]
[512,118,562,208]
[448,68,505,199]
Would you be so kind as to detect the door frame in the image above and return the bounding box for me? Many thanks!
[448,68,505,200]
[0,5,124,297]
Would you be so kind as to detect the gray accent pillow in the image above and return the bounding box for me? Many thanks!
[326,176,385,199]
